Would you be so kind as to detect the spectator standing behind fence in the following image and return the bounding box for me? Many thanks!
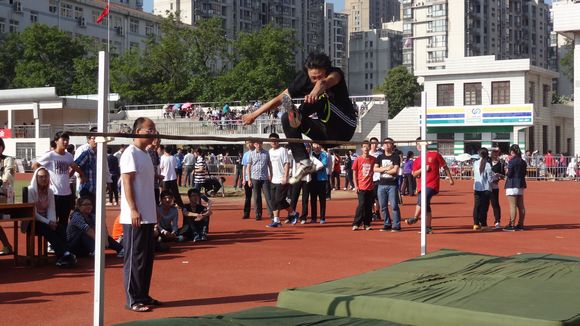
[490,148,505,228]
[193,149,209,191]
[248,140,273,221]
[310,143,328,224]
[503,144,527,232]
[544,150,555,178]
[343,151,354,190]
[234,152,243,190]
[146,137,162,207]
[183,148,195,188]
[472,148,493,231]
[174,148,184,187]
[401,151,416,196]
[159,145,184,208]
[120,117,160,313]
[107,147,120,206]
[241,141,255,219]
[331,151,341,191]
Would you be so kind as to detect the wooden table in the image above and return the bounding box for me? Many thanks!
[0,203,36,265]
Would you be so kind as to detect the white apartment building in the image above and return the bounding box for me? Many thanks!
[402,0,554,74]
[415,56,572,155]
[348,28,402,96]
[323,3,348,72]
[345,0,400,34]
[552,0,580,155]
[154,0,326,68]
[0,0,162,54]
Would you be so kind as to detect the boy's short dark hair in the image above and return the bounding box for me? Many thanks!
[268,133,280,139]
[187,188,200,197]
[219,176,226,182]
[362,140,370,146]
[53,131,70,142]
[304,52,332,72]
[160,190,173,199]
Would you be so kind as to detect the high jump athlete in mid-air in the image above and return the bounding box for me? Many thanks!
[242,52,358,184]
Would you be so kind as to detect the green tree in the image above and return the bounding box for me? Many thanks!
[376,65,421,118]
[0,33,20,89]
[560,38,574,83]
[111,49,159,104]
[214,25,297,102]
[11,24,87,95]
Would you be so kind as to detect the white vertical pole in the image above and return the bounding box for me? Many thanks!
[94,51,109,326]
[420,91,427,256]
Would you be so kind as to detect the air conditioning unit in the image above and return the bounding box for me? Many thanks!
[78,17,86,28]
[13,1,22,13]
[115,26,124,36]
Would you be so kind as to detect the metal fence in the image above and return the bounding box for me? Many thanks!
[439,156,580,181]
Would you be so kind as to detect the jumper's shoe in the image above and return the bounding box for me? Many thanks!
[267,222,282,228]
[280,93,301,128]
[290,159,314,184]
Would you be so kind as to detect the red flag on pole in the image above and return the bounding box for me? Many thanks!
[96,4,109,24]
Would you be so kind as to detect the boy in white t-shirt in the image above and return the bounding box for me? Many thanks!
[267,133,299,228]
[120,118,160,313]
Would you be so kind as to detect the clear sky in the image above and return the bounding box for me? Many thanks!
[142,0,345,14]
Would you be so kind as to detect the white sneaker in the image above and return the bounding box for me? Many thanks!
[290,159,314,184]
[280,93,301,128]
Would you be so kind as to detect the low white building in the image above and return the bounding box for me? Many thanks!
[0,87,104,162]
[409,56,573,155]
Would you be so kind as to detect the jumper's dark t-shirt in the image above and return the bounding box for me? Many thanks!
[376,153,401,186]
[287,67,355,120]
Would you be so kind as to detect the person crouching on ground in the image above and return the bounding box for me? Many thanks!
[156,190,184,243]
[67,196,124,258]
[181,188,212,242]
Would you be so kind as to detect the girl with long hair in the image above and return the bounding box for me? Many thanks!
[473,148,493,230]
[503,144,527,231]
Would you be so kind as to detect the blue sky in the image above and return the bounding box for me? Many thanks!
[143,0,345,14]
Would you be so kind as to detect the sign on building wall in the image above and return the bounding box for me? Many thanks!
[0,129,11,138]
[426,104,533,127]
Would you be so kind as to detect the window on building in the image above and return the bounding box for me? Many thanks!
[542,84,550,107]
[429,35,446,48]
[30,11,38,23]
[528,126,535,152]
[428,20,447,32]
[61,2,73,18]
[464,83,482,105]
[403,52,413,65]
[555,126,561,153]
[528,81,535,103]
[437,133,454,155]
[542,125,548,154]
[437,84,454,106]
[9,19,19,33]
[491,81,510,104]
[145,22,155,36]
[428,50,446,63]
[49,0,58,13]
[130,18,139,33]
[403,8,412,18]
[403,23,412,34]
[429,4,447,17]
[0,18,5,33]
[74,6,83,19]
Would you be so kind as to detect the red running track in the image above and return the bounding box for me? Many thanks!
[1,180,579,325]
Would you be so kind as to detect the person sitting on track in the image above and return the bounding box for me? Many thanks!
[202,176,226,197]
[242,52,357,184]
[181,188,212,242]
[155,190,184,243]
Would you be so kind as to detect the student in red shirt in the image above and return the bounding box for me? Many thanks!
[352,140,377,230]
[405,138,454,233]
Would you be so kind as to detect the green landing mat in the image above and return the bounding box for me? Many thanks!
[117,306,403,325]
[277,249,580,326]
